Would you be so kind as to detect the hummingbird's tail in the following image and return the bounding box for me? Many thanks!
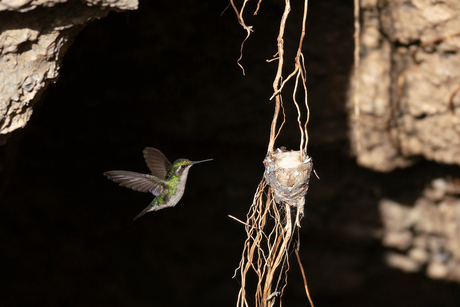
[133,199,176,220]
[133,205,152,221]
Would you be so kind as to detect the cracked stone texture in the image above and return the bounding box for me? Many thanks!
[0,0,138,145]
[348,0,460,172]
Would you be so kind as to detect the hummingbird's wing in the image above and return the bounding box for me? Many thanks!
[143,147,172,179]
[104,171,165,196]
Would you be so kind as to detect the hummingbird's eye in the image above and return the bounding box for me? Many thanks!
[181,165,186,169]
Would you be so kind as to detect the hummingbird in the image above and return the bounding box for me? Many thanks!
[104,147,212,220]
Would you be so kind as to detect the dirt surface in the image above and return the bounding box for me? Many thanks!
[1,1,460,306]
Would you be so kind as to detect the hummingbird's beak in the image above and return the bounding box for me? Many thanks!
[191,159,213,165]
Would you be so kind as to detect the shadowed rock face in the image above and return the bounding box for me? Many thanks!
[380,178,460,283]
[0,0,138,145]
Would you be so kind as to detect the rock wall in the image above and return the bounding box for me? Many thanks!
[349,0,460,172]
[380,178,460,283]
[0,0,137,145]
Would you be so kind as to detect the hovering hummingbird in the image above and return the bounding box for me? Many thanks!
[104,147,212,220]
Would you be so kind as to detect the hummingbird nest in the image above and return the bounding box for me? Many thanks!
[264,147,313,227]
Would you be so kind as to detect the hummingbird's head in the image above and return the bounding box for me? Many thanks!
[171,158,213,175]
[171,159,194,175]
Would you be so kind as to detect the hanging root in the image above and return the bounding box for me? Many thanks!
[234,150,314,307]
[229,0,255,75]
[234,179,301,307]
[268,0,310,154]
[353,0,361,153]
[231,1,314,306]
